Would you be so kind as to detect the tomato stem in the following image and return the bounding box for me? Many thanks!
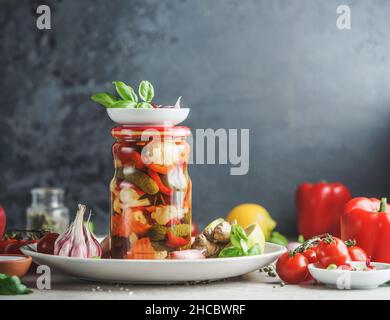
[379,198,387,212]
[344,239,356,247]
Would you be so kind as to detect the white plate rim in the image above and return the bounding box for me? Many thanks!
[21,242,286,264]
[308,261,390,274]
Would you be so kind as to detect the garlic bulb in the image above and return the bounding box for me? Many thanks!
[54,204,102,258]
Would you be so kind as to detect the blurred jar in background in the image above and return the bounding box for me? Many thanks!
[26,188,69,233]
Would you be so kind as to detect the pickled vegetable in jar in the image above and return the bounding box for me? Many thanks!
[110,126,192,259]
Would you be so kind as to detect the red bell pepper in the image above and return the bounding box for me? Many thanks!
[0,206,5,240]
[341,197,390,263]
[296,182,351,239]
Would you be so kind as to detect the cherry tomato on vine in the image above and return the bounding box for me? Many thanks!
[316,235,350,267]
[5,240,37,255]
[276,252,309,284]
[302,248,318,263]
[344,239,367,262]
[37,233,59,255]
[0,239,17,254]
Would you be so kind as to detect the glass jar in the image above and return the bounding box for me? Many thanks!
[26,188,69,233]
[110,126,192,259]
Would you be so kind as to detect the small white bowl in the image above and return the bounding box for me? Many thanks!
[107,108,190,126]
[308,262,390,290]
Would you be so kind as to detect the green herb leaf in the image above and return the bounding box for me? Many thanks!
[248,244,261,256]
[230,224,249,249]
[269,231,289,246]
[136,102,153,109]
[138,80,154,102]
[231,224,248,241]
[230,233,241,249]
[298,234,305,243]
[112,100,137,108]
[218,246,244,258]
[0,274,32,295]
[112,81,138,102]
[91,93,119,108]
[240,239,248,255]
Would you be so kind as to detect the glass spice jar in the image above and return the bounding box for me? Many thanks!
[26,188,70,233]
[110,126,192,259]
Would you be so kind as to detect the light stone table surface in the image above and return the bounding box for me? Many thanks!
[1,271,390,300]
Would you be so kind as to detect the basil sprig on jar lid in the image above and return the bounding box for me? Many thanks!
[91,80,155,109]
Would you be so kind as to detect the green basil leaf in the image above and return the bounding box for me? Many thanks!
[269,231,289,246]
[218,247,244,258]
[298,234,305,243]
[231,224,248,242]
[91,93,118,108]
[0,274,32,295]
[138,80,154,102]
[112,81,138,102]
[248,244,261,256]
[136,102,153,109]
[230,233,241,249]
[112,100,137,108]
[240,239,248,254]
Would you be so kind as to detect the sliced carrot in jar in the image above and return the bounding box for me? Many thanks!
[126,237,155,259]
[145,206,156,213]
[130,220,151,236]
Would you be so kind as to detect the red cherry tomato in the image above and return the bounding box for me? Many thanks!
[276,252,309,284]
[302,248,318,263]
[191,223,199,237]
[5,240,37,255]
[344,239,367,262]
[338,264,353,271]
[316,236,350,267]
[37,233,59,254]
[0,239,17,254]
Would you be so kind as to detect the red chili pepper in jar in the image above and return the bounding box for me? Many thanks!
[166,218,181,226]
[147,163,170,175]
[296,181,352,238]
[118,147,145,170]
[147,169,173,196]
[166,231,189,248]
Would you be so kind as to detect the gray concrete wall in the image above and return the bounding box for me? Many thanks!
[1,0,390,235]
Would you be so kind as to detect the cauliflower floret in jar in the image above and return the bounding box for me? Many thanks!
[119,187,150,208]
[113,198,122,213]
[129,232,139,245]
[154,250,168,259]
[141,141,184,166]
[132,209,147,224]
[151,205,184,225]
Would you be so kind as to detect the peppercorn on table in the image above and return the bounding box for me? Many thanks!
[2,271,390,300]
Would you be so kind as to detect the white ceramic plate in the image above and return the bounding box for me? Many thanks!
[21,243,285,284]
[107,108,190,126]
[308,262,390,289]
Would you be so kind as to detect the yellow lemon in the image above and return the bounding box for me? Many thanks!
[226,203,276,241]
